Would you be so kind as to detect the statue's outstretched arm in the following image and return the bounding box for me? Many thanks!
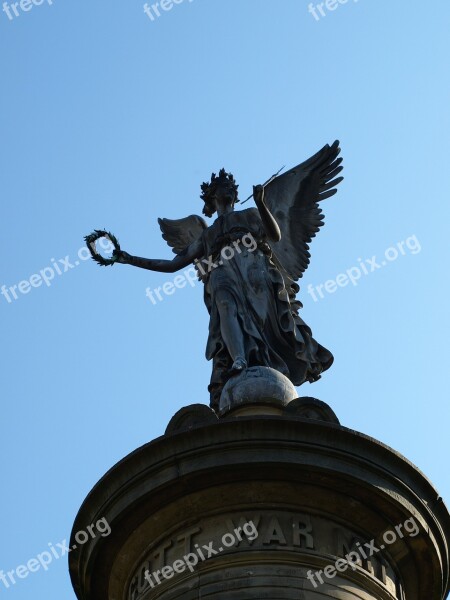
[114,237,203,273]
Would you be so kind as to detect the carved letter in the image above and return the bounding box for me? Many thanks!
[292,515,314,549]
[262,517,287,545]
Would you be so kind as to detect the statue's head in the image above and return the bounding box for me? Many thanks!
[201,169,239,217]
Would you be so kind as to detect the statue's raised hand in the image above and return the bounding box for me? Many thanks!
[253,184,265,205]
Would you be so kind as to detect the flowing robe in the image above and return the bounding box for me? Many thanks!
[201,207,333,409]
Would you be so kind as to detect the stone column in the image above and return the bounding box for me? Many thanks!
[69,397,450,600]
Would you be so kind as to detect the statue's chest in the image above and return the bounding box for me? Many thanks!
[203,212,261,254]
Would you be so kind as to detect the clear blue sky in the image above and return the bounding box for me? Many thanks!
[1,1,449,598]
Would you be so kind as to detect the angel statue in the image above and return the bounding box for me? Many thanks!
[96,141,343,410]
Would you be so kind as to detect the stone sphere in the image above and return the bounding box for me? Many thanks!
[219,366,298,416]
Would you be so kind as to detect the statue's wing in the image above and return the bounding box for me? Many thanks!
[264,140,343,282]
[158,214,207,255]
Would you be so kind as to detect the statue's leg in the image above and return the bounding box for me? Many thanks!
[216,292,246,370]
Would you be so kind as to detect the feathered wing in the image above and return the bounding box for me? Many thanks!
[263,140,343,293]
[158,214,207,255]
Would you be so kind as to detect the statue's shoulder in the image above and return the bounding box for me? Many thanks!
[239,206,260,220]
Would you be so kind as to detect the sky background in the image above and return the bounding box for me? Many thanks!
[1,0,449,598]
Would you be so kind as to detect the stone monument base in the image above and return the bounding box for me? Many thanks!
[70,397,450,600]
[219,366,298,416]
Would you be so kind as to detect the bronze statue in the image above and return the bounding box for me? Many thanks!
[86,141,343,410]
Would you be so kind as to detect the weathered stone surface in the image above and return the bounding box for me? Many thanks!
[69,410,450,599]
[165,404,218,434]
[219,366,298,416]
[284,396,340,424]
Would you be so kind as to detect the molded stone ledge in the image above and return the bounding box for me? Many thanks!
[69,415,450,600]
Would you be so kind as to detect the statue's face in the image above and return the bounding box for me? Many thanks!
[214,182,237,212]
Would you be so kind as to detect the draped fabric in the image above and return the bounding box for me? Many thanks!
[202,208,333,410]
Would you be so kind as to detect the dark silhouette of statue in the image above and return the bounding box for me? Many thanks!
[99,141,343,409]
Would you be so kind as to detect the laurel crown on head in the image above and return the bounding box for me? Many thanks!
[201,169,239,217]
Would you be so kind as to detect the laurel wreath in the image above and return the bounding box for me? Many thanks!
[84,230,121,266]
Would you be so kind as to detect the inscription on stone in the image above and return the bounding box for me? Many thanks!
[128,511,403,599]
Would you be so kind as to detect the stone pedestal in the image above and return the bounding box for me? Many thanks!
[219,366,298,416]
[69,399,450,600]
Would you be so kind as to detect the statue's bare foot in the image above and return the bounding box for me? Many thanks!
[230,357,247,374]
